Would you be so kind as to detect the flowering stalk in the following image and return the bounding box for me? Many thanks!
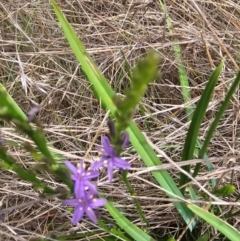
[110,51,160,150]
[91,131,148,225]
[106,54,159,225]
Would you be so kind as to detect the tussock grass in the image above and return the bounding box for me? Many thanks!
[0,0,240,240]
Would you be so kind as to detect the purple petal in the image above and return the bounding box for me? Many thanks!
[27,105,41,122]
[107,160,114,182]
[74,180,86,198]
[72,206,84,225]
[113,157,131,169]
[90,198,106,208]
[85,207,97,223]
[85,180,98,194]
[71,174,77,181]
[101,136,111,150]
[77,160,85,172]
[64,161,77,174]
[91,160,104,170]
[121,132,129,148]
[74,179,80,196]
[84,170,99,180]
[62,198,79,207]
[101,136,115,155]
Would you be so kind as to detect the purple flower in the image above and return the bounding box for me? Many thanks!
[27,105,41,122]
[91,136,131,182]
[65,160,99,197]
[119,131,129,148]
[63,192,106,225]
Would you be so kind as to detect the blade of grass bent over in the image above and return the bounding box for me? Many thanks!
[51,0,195,231]
[180,62,223,191]
[187,204,240,241]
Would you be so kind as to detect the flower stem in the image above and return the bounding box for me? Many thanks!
[120,170,149,226]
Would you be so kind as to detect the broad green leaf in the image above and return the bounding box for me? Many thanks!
[106,202,155,241]
[188,204,240,241]
[51,0,195,230]
[193,71,240,177]
[196,231,209,241]
[180,62,223,190]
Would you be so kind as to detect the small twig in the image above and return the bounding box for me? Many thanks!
[201,31,215,69]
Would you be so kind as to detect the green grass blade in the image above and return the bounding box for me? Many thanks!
[0,84,27,122]
[157,1,192,118]
[0,86,73,190]
[106,202,155,241]
[193,71,240,177]
[51,1,115,111]
[0,83,63,160]
[0,147,56,194]
[187,204,240,241]
[196,232,209,241]
[157,0,216,188]
[51,0,195,230]
[180,61,223,190]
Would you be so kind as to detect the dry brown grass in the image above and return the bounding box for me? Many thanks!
[0,0,240,240]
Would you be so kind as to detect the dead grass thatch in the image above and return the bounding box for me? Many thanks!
[0,0,240,240]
